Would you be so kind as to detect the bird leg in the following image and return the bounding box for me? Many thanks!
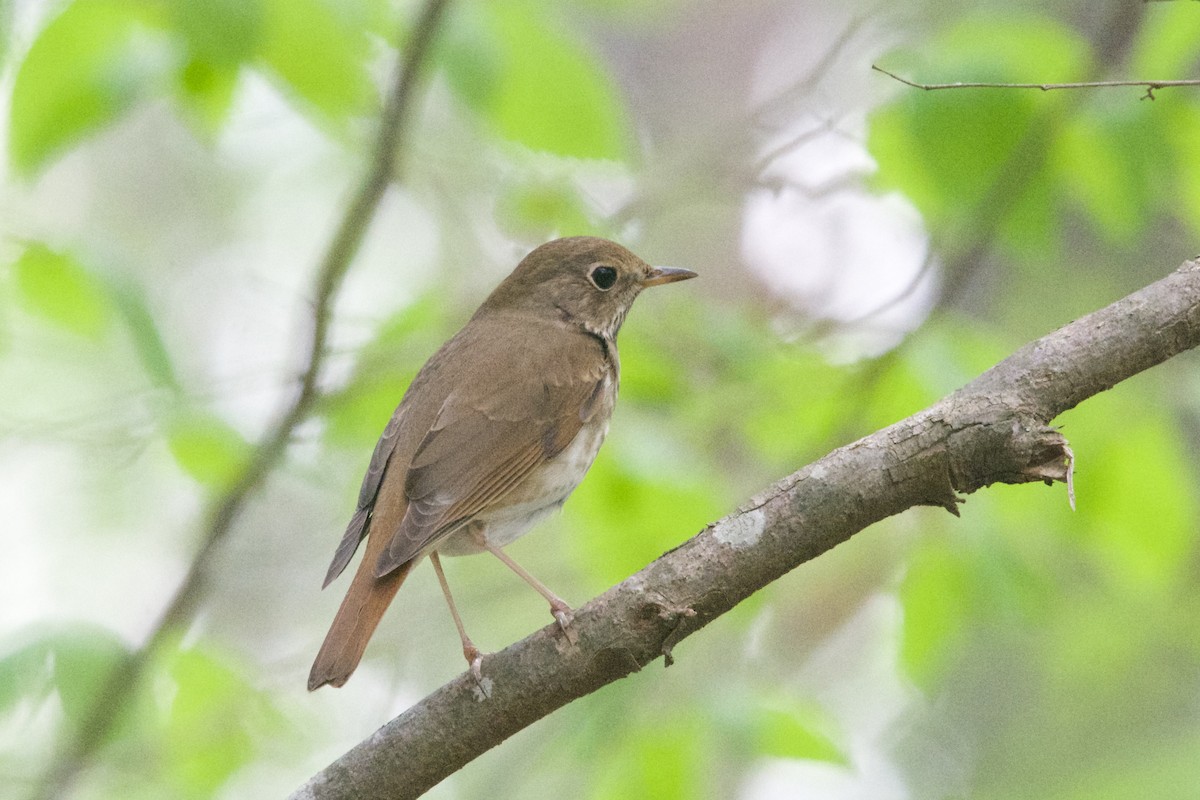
[429,552,483,681]
[482,542,578,644]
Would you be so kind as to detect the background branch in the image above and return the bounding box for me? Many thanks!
[292,257,1200,800]
[27,2,451,798]
[872,65,1200,99]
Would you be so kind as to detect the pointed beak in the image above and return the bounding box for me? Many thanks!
[641,266,698,287]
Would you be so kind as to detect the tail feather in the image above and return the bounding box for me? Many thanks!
[308,526,413,691]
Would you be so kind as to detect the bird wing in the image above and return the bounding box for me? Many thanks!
[319,331,462,588]
[321,410,406,588]
[374,351,611,575]
[321,315,614,585]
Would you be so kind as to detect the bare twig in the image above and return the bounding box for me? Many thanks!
[27,2,451,798]
[293,259,1200,799]
[606,15,870,230]
[872,65,1200,100]
[753,14,870,125]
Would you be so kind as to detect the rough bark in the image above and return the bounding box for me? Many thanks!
[292,258,1200,800]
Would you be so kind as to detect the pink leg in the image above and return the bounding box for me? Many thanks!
[482,542,578,644]
[430,552,483,680]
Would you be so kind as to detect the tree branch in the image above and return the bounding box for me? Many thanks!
[872,65,1200,100]
[292,257,1200,800]
[28,3,451,798]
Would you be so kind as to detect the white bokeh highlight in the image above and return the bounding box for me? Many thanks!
[742,126,936,362]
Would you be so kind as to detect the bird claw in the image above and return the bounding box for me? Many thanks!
[552,606,578,645]
[463,644,484,682]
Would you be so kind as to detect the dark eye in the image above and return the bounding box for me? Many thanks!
[589,265,617,290]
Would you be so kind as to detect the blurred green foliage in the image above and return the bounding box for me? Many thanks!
[0,624,128,730]
[13,244,114,340]
[868,6,1200,798]
[869,7,1200,256]
[257,0,375,124]
[166,410,251,489]
[474,1,627,160]
[3,1,1200,799]
[752,702,847,765]
[9,0,158,175]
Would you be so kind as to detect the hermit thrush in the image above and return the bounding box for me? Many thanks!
[308,237,695,690]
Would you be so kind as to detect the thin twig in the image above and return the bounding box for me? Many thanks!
[606,15,870,230]
[753,14,870,125]
[872,65,1200,100]
[27,2,451,798]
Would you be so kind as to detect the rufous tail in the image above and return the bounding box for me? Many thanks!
[308,524,412,691]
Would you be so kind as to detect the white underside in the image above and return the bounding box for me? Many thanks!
[436,417,610,556]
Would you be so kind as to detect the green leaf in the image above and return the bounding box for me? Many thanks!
[619,316,700,406]
[871,87,1043,227]
[258,0,373,122]
[323,373,413,448]
[51,626,130,729]
[174,57,241,133]
[478,1,627,160]
[590,716,708,800]
[167,0,263,66]
[942,14,1090,79]
[9,0,165,176]
[0,625,132,734]
[1166,103,1200,240]
[1054,118,1143,246]
[1060,389,1197,595]
[1055,95,1188,251]
[1129,1,1200,78]
[165,0,261,131]
[439,9,504,112]
[322,297,450,448]
[869,14,1090,231]
[163,648,259,796]
[13,244,113,339]
[1033,729,1200,800]
[496,180,595,240]
[166,411,250,488]
[899,544,972,688]
[564,445,724,587]
[754,704,848,765]
[1042,601,1150,710]
[0,629,56,714]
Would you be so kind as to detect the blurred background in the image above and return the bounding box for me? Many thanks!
[3,0,1200,797]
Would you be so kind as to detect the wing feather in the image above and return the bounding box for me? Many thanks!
[374,372,604,575]
[320,411,405,586]
[323,313,614,583]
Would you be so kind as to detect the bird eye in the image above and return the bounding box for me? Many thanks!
[589,265,617,290]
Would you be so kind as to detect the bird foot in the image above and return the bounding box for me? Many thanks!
[552,605,578,645]
[464,644,484,683]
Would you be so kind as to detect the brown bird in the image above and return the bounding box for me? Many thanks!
[308,237,695,690]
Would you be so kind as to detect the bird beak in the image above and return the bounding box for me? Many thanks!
[641,266,698,287]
